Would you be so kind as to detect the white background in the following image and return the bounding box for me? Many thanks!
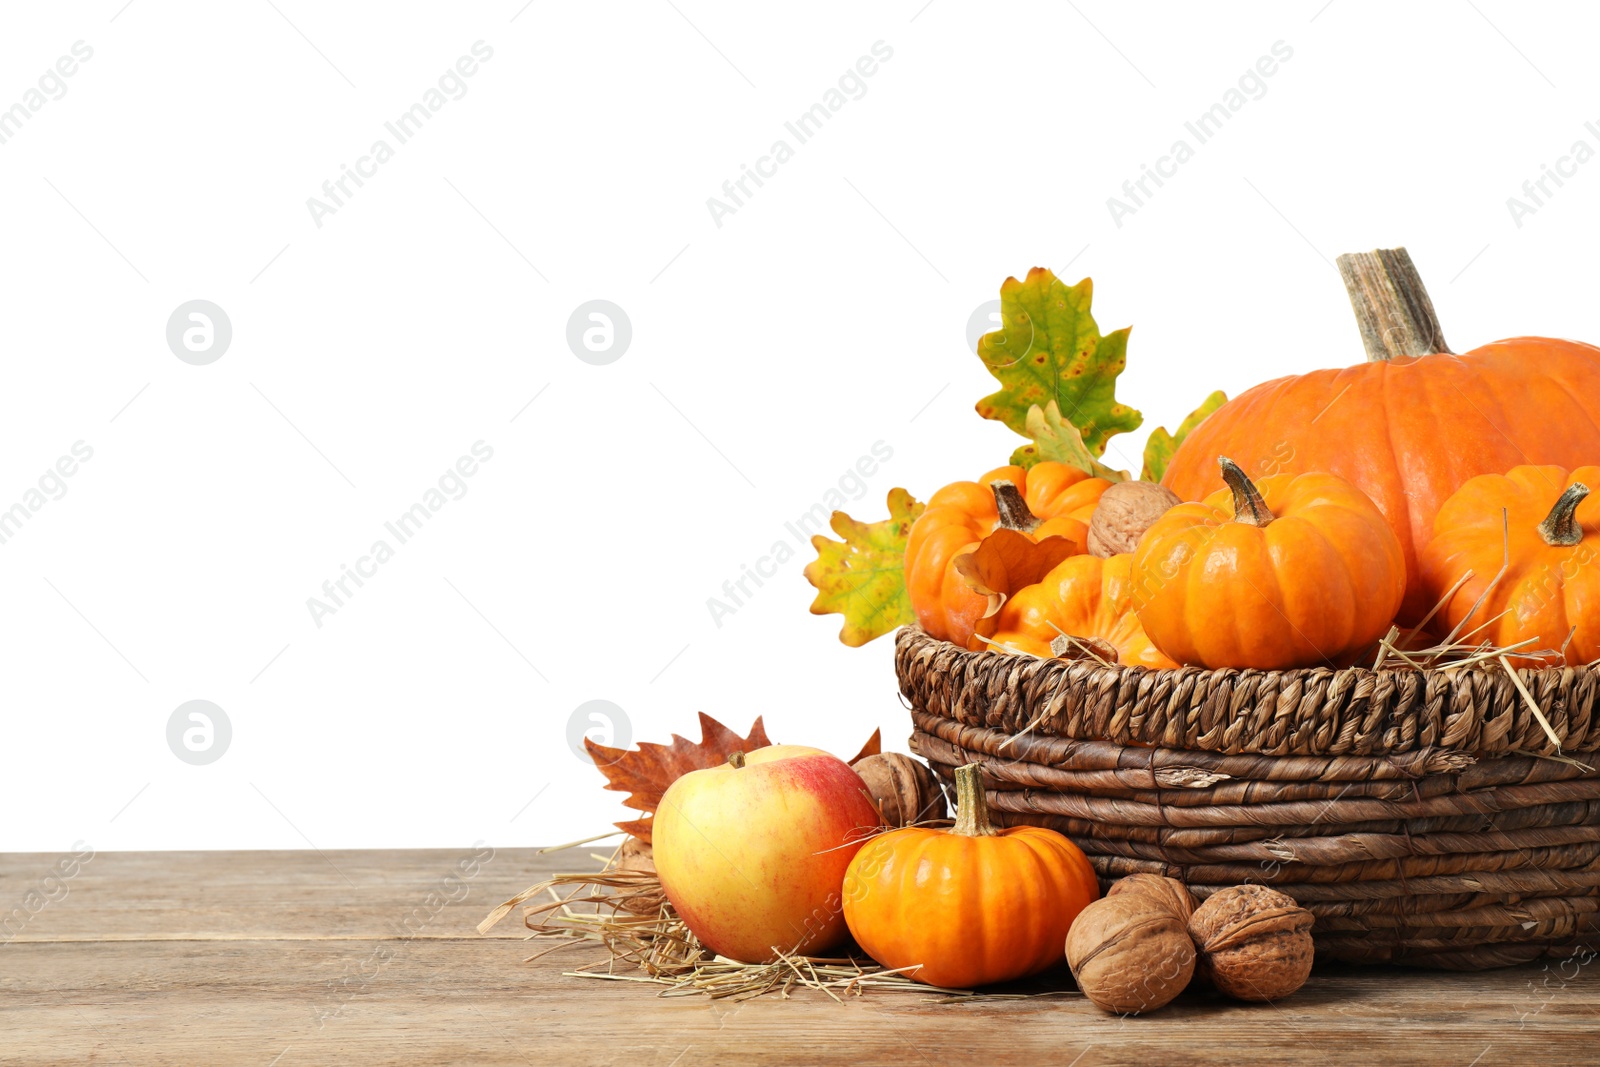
[2,1,1596,852]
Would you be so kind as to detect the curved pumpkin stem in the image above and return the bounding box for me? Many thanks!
[1218,457,1274,527]
[991,480,1041,533]
[951,763,999,837]
[1539,483,1591,547]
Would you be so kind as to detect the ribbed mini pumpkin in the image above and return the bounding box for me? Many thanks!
[982,553,1177,669]
[905,463,1110,648]
[1420,464,1600,666]
[1132,458,1405,670]
[841,763,1099,988]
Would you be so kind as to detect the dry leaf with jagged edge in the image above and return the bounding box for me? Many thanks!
[954,528,1080,623]
[586,712,773,843]
[804,487,925,647]
[586,713,884,842]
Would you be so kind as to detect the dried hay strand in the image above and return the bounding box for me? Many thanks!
[479,837,1071,1002]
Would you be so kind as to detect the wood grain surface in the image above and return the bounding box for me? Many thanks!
[2,846,1596,1065]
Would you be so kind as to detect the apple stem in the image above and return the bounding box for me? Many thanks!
[727,751,746,769]
[951,763,999,837]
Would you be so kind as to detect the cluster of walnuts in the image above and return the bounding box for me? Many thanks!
[1066,874,1315,1014]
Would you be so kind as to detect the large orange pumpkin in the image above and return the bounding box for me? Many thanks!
[982,553,1178,669]
[1419,465,1600,666]
[1134,458,1406,670]
[1162,249,1600,625]
[841,763,1099,989]
[905,463,1110,646]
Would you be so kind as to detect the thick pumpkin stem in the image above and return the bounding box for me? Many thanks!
[1336,247,1453,361]
[991,480,1041,533]
[951,763,999,837]
[1218,456,1274,527]
[1539,483,1591,546]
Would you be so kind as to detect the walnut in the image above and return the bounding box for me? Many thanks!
[1187,885,1315,1001]
[1065,893,1195,1014]
[1087,481,1182,558]
[1107,873,1198,924]
[614,837,669,915]
[851,753,947,827]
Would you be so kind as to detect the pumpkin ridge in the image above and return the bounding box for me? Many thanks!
[1564,568,1600,663]
[1315,495,1405,648]
[1247,521,1330,668]
[1383,359,1434,603]
[1374,358,1411,557]
[1410,358,1503,578]
[1238,519,1307,666]
[1504,567,1564,646]
[1459,363,1555,495]
[968,836,994,977]
[1536,354,1600,453]
[1507,465,1567,500]
[1277,512,1361,663]
[1576,467,1600,534]
[1012,837,1055,974]
[1039,841,1082,968]
[1398,357,1477,564]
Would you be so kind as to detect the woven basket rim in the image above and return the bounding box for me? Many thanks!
[909,625,1595,684]
[894,625,1600,758]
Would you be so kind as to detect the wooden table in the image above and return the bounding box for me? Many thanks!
[2,847,1595,1065]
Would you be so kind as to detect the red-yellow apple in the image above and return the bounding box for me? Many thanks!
[653,744,881,963]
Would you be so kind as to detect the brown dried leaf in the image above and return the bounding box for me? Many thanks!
[954,529,1079,619]
[586,712,773,844]
[846,728,882,765]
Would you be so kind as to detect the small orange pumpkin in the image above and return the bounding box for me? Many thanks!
[1419,465,1600,665]
[842,763,1100,989]
[1132,458,1406,670]
[981,553,1179,669]
[905,463,1111,647]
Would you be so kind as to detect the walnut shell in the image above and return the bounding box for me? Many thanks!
[1106,874,1198,924]
[614,837,669,915]
[1065,893,1195,1014]
[1087,481,1182,558]
[1187,885,1314,1002]
[851,753,947,827]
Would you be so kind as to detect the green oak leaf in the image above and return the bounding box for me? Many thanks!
[1010,402,1129,481]
[1141,390,1228,482]
[803,487,926,647]
[975,267,1142,456]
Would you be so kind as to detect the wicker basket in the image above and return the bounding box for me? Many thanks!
[896,626,1600,970]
